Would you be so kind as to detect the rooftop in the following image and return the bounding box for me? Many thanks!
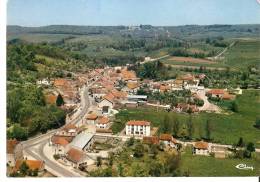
[194,141,209,150]
[66,148,86,163]
[126,120,150,126]
[14,160,44,172]
[70,132,94,150]
[159,134,173,141]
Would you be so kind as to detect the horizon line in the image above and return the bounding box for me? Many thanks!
[7,23,260,28]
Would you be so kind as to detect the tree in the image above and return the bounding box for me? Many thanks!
[186,114,194,139]
[19,161,29,176]
[246,142,255,152]
[237,137,244,147]
[10,124,28,140]
[161,115,171,133]
[127,137,135,147]
[230,101,239,112]
[108,152,114,166]
[205,119,213,141]
[117,163,124,177]
[149,161,162,176]
[172,118,180,137]
[254,117,260,129]
[96,156,102,167]
[133,142,144,158]
[56,93,64,106]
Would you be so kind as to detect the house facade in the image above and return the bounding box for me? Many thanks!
[193,141,210,156]
[125,120,151,137]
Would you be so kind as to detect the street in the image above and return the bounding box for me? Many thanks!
[22,84,92,177]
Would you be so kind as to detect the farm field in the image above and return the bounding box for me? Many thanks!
[161,56,226,68]
[180,147,260,176]
[223,39,260,70]
[113,90,260,147]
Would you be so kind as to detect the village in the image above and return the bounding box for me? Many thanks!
[7,64,247,177]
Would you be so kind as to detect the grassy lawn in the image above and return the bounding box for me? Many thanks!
[113,90,260,147]
[180,147,260,176]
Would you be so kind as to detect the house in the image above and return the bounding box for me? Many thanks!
[53,79,68,87]
[121,69,137,82]
[85,113,98,125]
[125,120,151,137]
[98,94,114,114]
[160,84,170,93]
[55,124,79,137]
[171,80,183,90]
[124,82,139,94]
[222,93,236,100]
[50,136,70,155]
[193,141,210,156]
[36,78,50,86]
[127,95,147,103]
[7,139,23,167]
[159,134,178,148]
[96,116,110,129]
[69,132,94,152]
[65,148,88,168]
[14,160,45,175]
[143,136,159,145]
[207,89,225,98]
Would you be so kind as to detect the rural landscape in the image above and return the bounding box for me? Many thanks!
[6,0,260,178]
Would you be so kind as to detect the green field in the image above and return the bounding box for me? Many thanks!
[223,40,260,70]
[113,90,260,147]
[180,147,260,176]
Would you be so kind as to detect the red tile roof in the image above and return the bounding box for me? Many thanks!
[143,136,159,145]
[51,136,69,147]
[86,113,98,120]
[207,89,225,95]
[66,148,85,163]
[126,120,150,126]
[159,134,172,141]
[194,141,209,150]
[97,116,109,124]
[103,93,115,103]
[14,160,44,172]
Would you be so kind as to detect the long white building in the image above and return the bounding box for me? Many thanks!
[125,120,150,136]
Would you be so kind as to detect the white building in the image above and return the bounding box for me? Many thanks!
[96,116,110,129]
[125,120,150,137]
[98,96,114,114]
[193,141,210,156]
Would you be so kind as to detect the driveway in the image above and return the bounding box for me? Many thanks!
[197,89,221,113]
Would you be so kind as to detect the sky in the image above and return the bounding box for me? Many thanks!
[7,0,260,26]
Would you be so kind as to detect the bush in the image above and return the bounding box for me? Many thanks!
[53,154,60,160]
[254,117,260,129]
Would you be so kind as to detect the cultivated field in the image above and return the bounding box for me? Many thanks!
[223,39,260,70]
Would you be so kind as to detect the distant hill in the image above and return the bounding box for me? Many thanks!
[7,24,260,39]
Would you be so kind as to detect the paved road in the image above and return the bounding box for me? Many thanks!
[22,83,93,177]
